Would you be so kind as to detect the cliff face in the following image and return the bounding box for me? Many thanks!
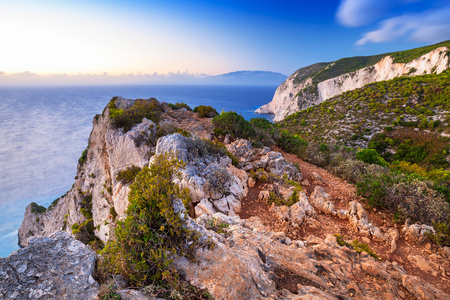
[19,98,154,246]
[256,46,449,121]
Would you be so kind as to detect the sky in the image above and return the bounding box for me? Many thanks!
[0,0,449,84]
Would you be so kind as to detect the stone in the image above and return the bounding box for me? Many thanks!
[310,186,334,214]
[403,222,435,243]
[407,255,437,276]
[401,275,449,300]
[248,177,256,188]
[386,228,400,254]
[347,201,384,241]
[0,231,98,300]
[117,289,154,300]
[224,134,232,145]
[288,192,314,227]
[311,171,323,183]
[195,198,215,217]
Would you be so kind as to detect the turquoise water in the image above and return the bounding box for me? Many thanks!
[0,85,276,257]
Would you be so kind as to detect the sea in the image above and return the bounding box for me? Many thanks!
[0,84,276,257]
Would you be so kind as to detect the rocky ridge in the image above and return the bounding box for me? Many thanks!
[13,99,450,299]
[256,45,449,121]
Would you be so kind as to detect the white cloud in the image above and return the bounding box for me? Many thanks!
[336,0,394,27]
[356,6,450,45]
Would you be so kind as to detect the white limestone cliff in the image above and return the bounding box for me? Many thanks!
[256,47,449,121]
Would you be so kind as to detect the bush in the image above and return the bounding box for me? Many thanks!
[250,117,280,146]
[78,148,88,167]
[212,111,255,139]
[277,131,308,157]
[332,158,366,182]
[156,123,191,138]
[109,98,163,132]
[99,152,204,286]
[168,102,191,111]
[193,105,218,118]
[356,148,387,166]
[116,165,142,185]
[30,202,46,214]
[305,143,328,167]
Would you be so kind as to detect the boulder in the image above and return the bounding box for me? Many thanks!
[310,186,334,214]
[347,201,384,241]
[403,222,435,243]
[289,192,314,227]
[0,231,98,300]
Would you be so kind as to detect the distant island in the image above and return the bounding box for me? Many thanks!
[0,70,287,86]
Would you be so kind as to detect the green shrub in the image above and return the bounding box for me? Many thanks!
[426,222,450,246]
[168,102,191,111]
[30,202,46,214]
[277,131,308,157]
[100,152,204,286]
[193,105,218,118]
[78,148,88,167]
[116,165,142,185]
[356,149,387,166]
[156,123,191,138]
[250,117,280,146]
[212,111,255,139]
[109,98,163,132]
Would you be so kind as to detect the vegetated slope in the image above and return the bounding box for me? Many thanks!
[257,40,450,121]
[278,70,450,181]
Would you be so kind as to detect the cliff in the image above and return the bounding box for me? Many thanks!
[14,99,450,299]
[256,42,450,121]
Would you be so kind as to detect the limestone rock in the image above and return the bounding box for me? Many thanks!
[288,192,314,227]
[226,139,302,181]
[19,100,156,245]
[310,186,334,214]
[311,172,323,183]
[347,201,384,241]
[401,275,449,300]
[174,219,450,300]
[0,231,98,300]
[256,46,449,121]
[403,222,435,243]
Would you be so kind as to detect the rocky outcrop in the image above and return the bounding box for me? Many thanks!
[0,231,98,299]
[19,98,156,245]
[173,215,449,300]
[226,139,302,181]
[151,133,248,217]
[257,46,449,121]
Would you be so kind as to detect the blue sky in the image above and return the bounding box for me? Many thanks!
[0,0,449,79]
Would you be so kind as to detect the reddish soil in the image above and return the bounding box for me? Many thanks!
[238,146,450,294]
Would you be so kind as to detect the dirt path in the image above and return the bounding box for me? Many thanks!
[239,147,450,294]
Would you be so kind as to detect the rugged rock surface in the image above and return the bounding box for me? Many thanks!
[16,99,450,299]
[226,139,302,181]
[19,99,156,245]
[0,231,98,299]
[256,46,449,121]
[151,133,248,217]
[174,214,449,300]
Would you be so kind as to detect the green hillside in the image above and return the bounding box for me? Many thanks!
[279,70,450,180]
[292,40,450,86]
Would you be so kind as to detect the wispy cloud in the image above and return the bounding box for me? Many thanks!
[336,0,450,45]
[336,0,393,27]
[356,7,450,45]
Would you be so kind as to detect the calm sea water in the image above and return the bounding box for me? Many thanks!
[0,85,276,257]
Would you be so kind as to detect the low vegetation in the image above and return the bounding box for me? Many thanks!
[116,165,142,185]
[108,97,163,132]
[99,152,208,287]
[193,105,218,118]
